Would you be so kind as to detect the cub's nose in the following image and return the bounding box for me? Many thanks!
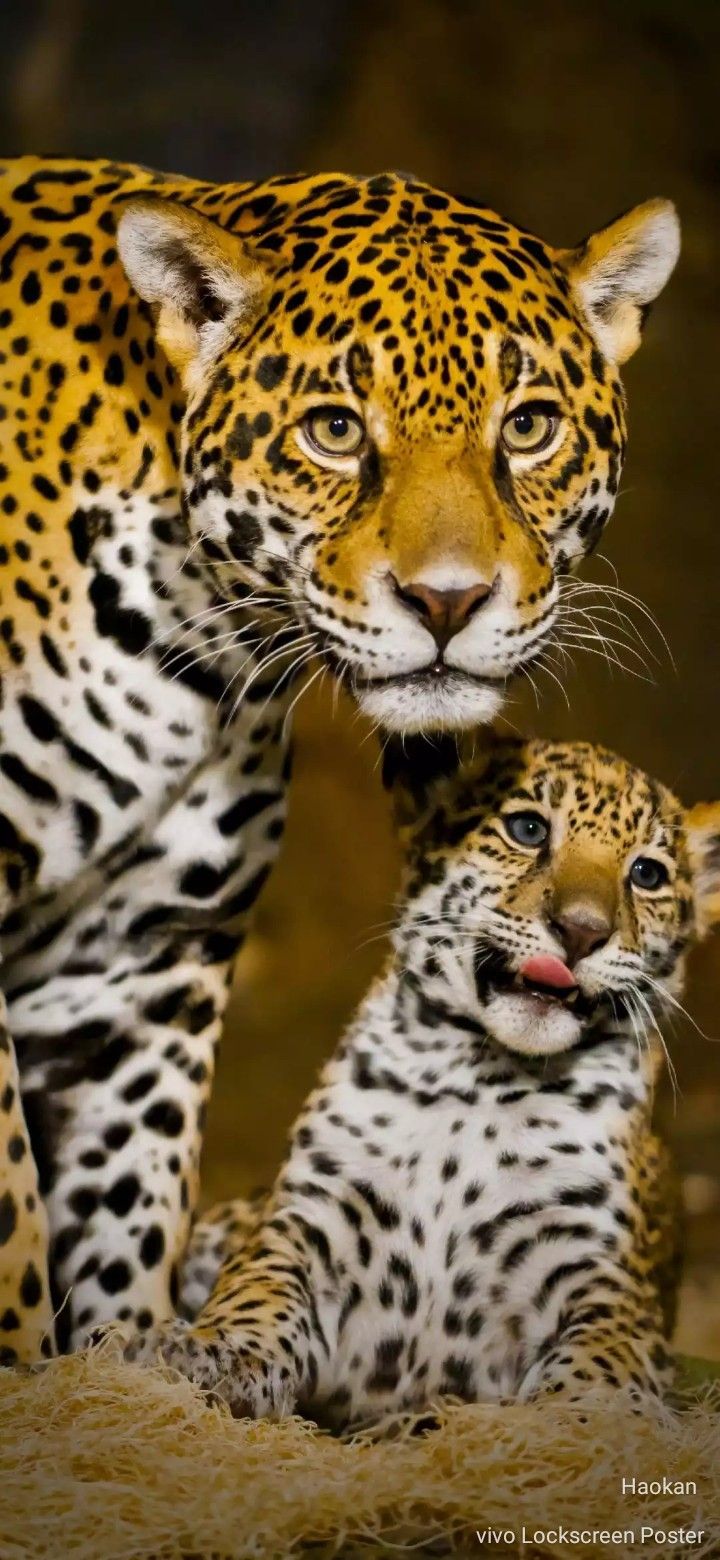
[550,909,612,968]
[390,576,494,650]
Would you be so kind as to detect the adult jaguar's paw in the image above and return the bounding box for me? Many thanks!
[124,1317,297,1418]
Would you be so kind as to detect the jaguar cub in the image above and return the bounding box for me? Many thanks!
[162,734,720,1424]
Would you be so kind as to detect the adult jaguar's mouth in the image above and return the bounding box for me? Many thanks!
[352,661,508,693]
[314,627,558,733]
[320,635,553,701]
[312,646,511,733]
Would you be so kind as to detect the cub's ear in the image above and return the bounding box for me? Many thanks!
[381,729,500,837]
[561,199,680,364]
[686,801,720,932]
[117,198,268,383]
[382,734,462,833]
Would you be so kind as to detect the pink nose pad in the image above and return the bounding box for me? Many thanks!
[390,576,495,650]
[520,954,576,990]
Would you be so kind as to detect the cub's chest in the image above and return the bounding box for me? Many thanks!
[367,1085,594,1211]
[325,1080,621,1313]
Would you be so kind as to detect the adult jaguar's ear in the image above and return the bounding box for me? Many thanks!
[561,200,680,364]
[117,198,268,386]
[686,801,720,932]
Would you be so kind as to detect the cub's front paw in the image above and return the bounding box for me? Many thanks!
[124,1317,297,1418]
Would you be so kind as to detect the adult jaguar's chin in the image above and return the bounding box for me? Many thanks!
[352,668,507,734]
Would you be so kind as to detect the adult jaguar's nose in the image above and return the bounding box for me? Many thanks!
[390,576,495,650]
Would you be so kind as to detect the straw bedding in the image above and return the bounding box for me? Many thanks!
[1,1343,718,1560]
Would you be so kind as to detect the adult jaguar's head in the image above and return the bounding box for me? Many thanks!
[118,174,679,732]
[384,733,720,1058]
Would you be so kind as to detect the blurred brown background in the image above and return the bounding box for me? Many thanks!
[3,0,719,1352]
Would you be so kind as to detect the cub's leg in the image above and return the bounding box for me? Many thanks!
[128,1208,340,1417]
[0,988,54,1363]
[179,1196,263,1320]
[519,1264,673,1401]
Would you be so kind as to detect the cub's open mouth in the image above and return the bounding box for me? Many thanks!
[520,975,579,1006]
[518,954,579,1006]
[474,943,596,1020]
[473,942,660,1039]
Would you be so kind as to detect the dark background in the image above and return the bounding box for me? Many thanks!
[3,0,719,1353]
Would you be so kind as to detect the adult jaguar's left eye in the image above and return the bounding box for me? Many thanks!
[502,403,558,454]
[304,407,365,457]
[629,857,669,891]
[504,811,550,848]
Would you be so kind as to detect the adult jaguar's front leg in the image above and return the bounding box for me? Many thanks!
[0,984,55,1363]
[14,929,233,1347]
[9,747,288,1350]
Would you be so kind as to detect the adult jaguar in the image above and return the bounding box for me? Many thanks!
[0,157,679,1359]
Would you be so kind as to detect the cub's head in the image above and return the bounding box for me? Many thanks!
[385,734,720,1057]
[118,174,679,733]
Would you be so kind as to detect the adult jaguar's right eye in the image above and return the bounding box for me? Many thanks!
[501,402,558,454]
[503,811,550,849]
[304,406,365,457]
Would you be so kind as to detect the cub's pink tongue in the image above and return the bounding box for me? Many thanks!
[520,954,576,990]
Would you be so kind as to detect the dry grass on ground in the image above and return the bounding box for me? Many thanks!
[1,1345,718,1560]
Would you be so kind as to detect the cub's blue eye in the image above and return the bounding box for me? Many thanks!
[504,811,549,848]
[629,857,668,891]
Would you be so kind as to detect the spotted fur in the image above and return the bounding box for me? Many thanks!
[0,985,54,1362]
[0,157,678,1353]
[150,737,719,1423]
